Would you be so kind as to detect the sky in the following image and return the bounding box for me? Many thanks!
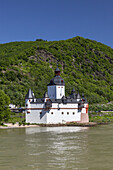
[0,0,113,48]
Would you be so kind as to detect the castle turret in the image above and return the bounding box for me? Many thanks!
[25,88,34,99]
[70,88,77,99]
[25,89,34,114]
[43,92,49,102]
[77,93,81,101]
[47,67,65,99]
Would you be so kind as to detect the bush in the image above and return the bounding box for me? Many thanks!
[0,90,11,121]
[19,121,22,126]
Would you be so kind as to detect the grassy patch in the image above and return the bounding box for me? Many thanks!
[8,112,25,124]
[89,115,113,123]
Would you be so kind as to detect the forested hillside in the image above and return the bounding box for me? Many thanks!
[0,36,113,106]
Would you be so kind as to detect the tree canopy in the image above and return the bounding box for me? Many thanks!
[0,90,11,121]
[0,36,113,105]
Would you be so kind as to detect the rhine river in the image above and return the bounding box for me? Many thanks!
[0,124,113,170]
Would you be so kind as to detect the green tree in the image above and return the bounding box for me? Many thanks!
[0,90,11,121]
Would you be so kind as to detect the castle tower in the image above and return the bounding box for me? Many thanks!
[77,93,81,102]
[25,89,34,114]
[47,67,65,99]
[43,92,49,102]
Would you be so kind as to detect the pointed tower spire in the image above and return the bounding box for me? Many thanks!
[43,92,49,98]
[25,89,34,99]
[71,88,76,94]
[55,67,60,76]
[77,93,81,99]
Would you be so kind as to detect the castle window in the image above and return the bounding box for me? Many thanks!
[62,112,64,114]
[51,112,53,114]
[67,112,69,115]
[26,104,28,107]
[73,112,75,115]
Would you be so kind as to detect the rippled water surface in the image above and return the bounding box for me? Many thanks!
[0,125,113,169]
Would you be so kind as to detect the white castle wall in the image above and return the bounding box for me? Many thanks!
[47,103,81,124]
[48,86,56,99]
[26,102,81,124]
[48,85,65,99]
[26,103,47,124]
[56,86,65,99]
[25,99,32,113]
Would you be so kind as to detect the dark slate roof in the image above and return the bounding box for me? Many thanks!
[69,88,77,99]
[77,93,81,99]
[25,89,34,99]
[84,98,88,103]
[31,98,43,103]
[82,93,84,97]
[31,96,88,104]
[55,67,60,72]
[47,75,65,86]
[43,92,49,98]
[72,88,76,93]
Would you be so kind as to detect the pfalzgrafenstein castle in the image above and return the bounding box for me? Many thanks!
[25,67,89,124]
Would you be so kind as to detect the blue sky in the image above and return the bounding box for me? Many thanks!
[1,0,113,48]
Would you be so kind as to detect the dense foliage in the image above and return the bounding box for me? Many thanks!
[0,90,11,121]
[0,36,113,106]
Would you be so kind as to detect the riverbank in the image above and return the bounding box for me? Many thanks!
[1,112,113,129]
[0,123,40,129]
[0,122,98,129]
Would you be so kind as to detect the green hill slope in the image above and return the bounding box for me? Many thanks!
[0,36,113,106]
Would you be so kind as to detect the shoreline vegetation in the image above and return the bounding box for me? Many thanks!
[1,109,113,129]
[0,110,113,129]
[0,122,98,129]
[0,121,111,129]
[0,115,113,129]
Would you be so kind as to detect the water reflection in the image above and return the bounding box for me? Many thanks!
[1,125,113,169]
[25,126,89,134]
[25,127,89,169]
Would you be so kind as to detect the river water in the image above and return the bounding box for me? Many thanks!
[0,124,113,170]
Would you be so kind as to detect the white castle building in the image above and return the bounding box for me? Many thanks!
[25,68,89,124]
